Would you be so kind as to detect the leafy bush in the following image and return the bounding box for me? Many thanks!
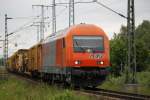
[100,71,150,95]
[137,72,150,88]
[99,75,125,91]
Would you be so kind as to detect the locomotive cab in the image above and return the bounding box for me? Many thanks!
[72,35,104,66]
[64,24,110,87]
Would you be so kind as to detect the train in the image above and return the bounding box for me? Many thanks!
[7,24,110,87]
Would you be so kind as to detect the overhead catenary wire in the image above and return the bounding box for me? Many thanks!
[8,25,33,40]
[5,0,96,37]
[8,15,41,19]
[54,0,95,5]
[8,6,68,40]
[95,0,127,19]
[52,0,127,26]
[6,0,128,42]
[42,6,68,31]
[8,16,43,36]
[55,0,127,19]
[4,0,127,42]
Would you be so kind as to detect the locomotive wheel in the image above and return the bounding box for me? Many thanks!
[42,74,47,82]
[48,74,53,84]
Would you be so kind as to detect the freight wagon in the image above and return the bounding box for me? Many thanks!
[8,49,28,72]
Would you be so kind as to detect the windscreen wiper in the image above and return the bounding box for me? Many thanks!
[74,40,85,52]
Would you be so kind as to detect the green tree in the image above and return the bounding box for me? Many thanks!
[135,20,150,71]
[0,58,4,66]
[110,20,150,75]
[110,26,127,76]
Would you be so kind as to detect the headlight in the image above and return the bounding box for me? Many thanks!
[97,61,104,65]
[100,61,104,65]
[74,60,80,64]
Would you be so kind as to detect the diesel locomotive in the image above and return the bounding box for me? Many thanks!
[8,24,110,87]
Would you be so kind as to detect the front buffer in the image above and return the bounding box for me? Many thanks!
[65,67,110,87]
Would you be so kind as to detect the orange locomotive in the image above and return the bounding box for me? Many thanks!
[41,24,110,87]
[9,24,110,87]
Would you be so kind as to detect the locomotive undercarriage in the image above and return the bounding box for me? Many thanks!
[10,66,109,88]
[40,67,110,88]
[67,67,109,87]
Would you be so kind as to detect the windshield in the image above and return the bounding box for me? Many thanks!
[73,36,104,52]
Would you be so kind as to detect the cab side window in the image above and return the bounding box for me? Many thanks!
[62,38,65,48]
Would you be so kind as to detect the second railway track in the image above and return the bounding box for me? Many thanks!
[80,88,150,100]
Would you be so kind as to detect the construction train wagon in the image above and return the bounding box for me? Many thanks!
[8,49,28,72]
[8,24,110,87]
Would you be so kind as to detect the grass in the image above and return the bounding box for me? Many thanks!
[99,75,125,91]
[99,71,150,95]
[1,71,149,99]
[0,76,92,100]
[136,71,150,95]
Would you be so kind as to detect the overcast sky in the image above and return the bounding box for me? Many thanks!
[0,0,150,56]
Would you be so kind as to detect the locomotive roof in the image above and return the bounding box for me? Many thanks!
[42,27,68,44]
[42,24,105,44]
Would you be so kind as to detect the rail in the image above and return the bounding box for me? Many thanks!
[0,67,8,80]
[81,88,150,100]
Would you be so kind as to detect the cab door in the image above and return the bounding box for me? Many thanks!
[56,38,65,67]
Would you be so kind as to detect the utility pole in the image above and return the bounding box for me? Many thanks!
[69,0,75,27]
[4,14,12,68]
[126,0,137,83]
[32,5,52,41]
[54,1,94,27]
[41,5,44,41]
[52,0,56,34]
[0,40,4,66]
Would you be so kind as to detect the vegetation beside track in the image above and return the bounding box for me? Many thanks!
[110,20,150,75]
[99,71,150,95]
[0,76,93,100]
[99,20,150,96]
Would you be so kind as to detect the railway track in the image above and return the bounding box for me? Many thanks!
[0,67,8,80]
[80,88,150,100]
[10,72,150,100]
[9,72,41,85]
